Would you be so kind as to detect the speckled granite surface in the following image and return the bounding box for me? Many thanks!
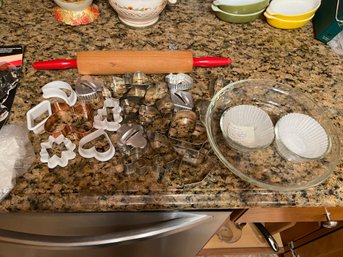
[0,0,342,212]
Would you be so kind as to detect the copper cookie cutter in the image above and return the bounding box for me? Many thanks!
[44,102,94,138]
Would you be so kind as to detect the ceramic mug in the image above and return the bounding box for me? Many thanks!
[108,0,177,28]
[53,0,93,12]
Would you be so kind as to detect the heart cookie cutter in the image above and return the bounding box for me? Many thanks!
[78,129,115,162]
[40,134,76,169]
[44,102,94,138]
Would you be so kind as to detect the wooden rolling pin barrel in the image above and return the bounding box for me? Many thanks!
[32,50,232,74]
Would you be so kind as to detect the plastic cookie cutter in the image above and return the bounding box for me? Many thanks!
[44,102,94,138]
[165,73,193,93]
[42,80,77,106]
[170,90,194,111]
[26,100,52,134]
[78,129,115,162]
[40,134,76,169]
[94,98,123,131]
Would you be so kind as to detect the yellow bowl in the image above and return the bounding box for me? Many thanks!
[266,0,320,21]
[264,12,314,29]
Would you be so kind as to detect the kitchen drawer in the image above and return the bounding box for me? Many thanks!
[234,207,343,223]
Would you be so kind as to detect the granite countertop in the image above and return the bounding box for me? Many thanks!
[0,0,342,212]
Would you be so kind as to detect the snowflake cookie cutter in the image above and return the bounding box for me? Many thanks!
[40,134,76,169]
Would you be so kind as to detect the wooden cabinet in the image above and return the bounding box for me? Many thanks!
[198,207,343,256]
[233,207,343,223]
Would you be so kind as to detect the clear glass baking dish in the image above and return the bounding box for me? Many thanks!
[205,79,341,191]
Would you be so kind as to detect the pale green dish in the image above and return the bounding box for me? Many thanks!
[213,0,269,14]
[211,4,264,23]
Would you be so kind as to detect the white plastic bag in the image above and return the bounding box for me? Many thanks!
[0,124,35,201]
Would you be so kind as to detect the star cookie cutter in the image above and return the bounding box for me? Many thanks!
[94,98,123,131]
[40,134,76,169]
[42,81,77,106]
[44,102,93,138]
[78,129,115,162]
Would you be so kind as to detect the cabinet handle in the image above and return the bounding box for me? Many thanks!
[289,241,300,257]
[0,213,210,248]
[322,207,338,229]
[254,223,279,252]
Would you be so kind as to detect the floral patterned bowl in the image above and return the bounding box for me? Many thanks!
[108,0,177,28]
[54,0,93,12]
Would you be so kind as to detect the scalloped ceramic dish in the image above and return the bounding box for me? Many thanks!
[205,79,340,191]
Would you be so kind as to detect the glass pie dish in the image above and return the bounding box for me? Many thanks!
[205,79,340,191]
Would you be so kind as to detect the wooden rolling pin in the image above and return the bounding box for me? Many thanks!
[32,50,232,74]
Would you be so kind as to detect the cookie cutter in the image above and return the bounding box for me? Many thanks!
[42,81,77,106]
[155,95,174,114]
[121,98,141,115]
[94,98,123,131]
[138,105,160,126]
[170,90,194,111]
[132,71,150,86]
[126,85,147,99]
[26,100,52,134]
[117,124,147,149]
[144,82,168,106]
[78,129,115,162]
[168,110,197,138]
[40,134,76,169]
[75,75,103,102]
[145,113,172,134]
[165,73,193,93]
[44,102,93,138]
[110,76,129,98]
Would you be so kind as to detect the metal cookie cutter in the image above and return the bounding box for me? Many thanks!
[44,102,93,138]
[132,71,150,87]
[40,134,76,169]
[78,129,115,162]
[168,110,197,138]
[94,98,123,131]
[165,73,193,93]
[42,81,77,106]
[170,90,194,111]
[26,100,52,134]
[117,124,147,149]
[144,82,168,106]
[75,75,103,102]
[110,76,129,98]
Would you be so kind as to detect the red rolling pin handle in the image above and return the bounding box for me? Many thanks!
[193,56,232,67]
[32,59,77,70]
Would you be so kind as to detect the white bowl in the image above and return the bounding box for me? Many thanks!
[275,113,329,162]
[108,0,177,28]
[54,0,93,12]
[220,105,274,151]
[266,0,321,20]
